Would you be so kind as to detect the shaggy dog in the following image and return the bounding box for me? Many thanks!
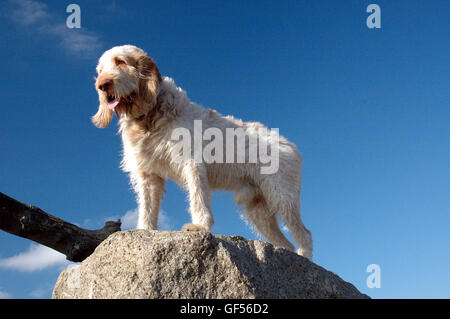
[92,45,313,259]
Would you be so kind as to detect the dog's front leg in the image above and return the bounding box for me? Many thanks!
[181,161,214,232]
[136,173,165,230]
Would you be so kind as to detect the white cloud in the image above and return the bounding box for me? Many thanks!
[29,287,47,298]
[158,210,173,230]
[106,208,173,231]
[46,23,102,57]
[104,209,136,231]
[0,244,71,272]
[119,208,139,230]
[10,0,49,26]
[9,0,102,58]
[0,289,12,299]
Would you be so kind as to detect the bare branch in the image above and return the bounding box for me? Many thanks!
[0,192,121,262]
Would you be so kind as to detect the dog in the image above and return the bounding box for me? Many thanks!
[92,45,313,260]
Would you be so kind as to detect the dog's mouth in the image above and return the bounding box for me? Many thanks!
[107,95,120,110]
[106,92,137,110]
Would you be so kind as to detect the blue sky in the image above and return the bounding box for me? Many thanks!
[0,0,449,299]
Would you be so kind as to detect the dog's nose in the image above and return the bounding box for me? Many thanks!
[97,78,113,92]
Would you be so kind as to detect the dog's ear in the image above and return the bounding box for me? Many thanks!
[91,96,113,128]
[136,55,162,106]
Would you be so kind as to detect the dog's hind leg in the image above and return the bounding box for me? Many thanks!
[279,201,313,260]
[235,185,294,252]
[249,209,295,252]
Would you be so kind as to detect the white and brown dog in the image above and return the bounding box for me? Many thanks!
[92,45,313,259]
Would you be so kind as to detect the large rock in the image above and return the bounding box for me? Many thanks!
[52,230,369,299]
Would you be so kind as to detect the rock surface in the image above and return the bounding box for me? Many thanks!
[52,230,369,299]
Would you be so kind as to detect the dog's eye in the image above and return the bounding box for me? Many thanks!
[115,58,126,66]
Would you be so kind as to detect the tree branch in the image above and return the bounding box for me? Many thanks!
[0,192,121,262]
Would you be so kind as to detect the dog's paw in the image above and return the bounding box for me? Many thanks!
[297,248,313,261]
[182,223,210,232]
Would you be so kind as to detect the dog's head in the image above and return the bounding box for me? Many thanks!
[92,45,162,128]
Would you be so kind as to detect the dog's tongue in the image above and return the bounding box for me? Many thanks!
[108,99,120,110]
